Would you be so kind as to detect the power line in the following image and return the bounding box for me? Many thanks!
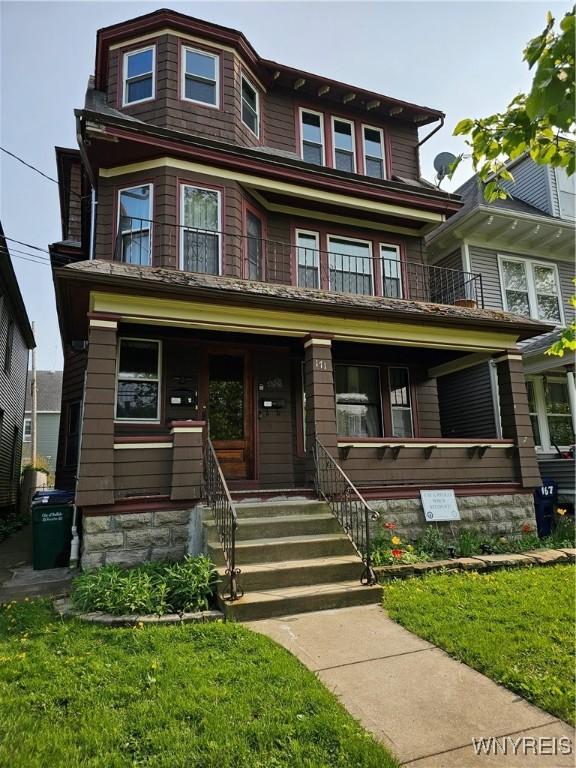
[0,145,91,201]
[4,236,51,254]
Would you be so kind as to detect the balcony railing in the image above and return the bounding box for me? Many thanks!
[114,217,484,308]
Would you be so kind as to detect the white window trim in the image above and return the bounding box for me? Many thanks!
[380,243,403,299]
[181,46,220,108]
[331,116,356,173]
[327,234,374,295]
[23,417,31,442]
[295,229,320,288]
[362,124,386,179]
[241,74,259,138]
[299,108,325,166]
[528,374,574,452]
[335,363,384,438]
[388,366,414,438]
[179,184,222,275]
[115,338,162,424]
[497,254,565,326]
[117,183,153,265]
[122,45,156,107]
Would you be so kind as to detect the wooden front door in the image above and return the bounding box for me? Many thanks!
[206,352,253,480]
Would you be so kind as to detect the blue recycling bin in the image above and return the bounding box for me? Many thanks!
[533,479,558,538]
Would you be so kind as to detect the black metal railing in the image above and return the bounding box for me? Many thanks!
[114,217,484,308]
[313,439,379,585]
[203,434,242,601]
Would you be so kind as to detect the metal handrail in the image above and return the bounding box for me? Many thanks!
[203,434,242,601]
[313,439,379,585]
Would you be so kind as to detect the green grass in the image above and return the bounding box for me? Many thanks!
[383,564,575,725]
[0,600,397,768]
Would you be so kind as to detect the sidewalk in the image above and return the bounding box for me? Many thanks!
[247,604,575,766]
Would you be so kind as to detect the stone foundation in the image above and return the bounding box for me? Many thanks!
[81,507,204,570]
[370,493,536,541]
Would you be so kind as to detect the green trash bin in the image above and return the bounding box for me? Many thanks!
[31,491,74,570]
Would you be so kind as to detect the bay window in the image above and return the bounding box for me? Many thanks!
[241,75,259,136]
[389,367,414,437]
[180,185,221,275]
[182,47,219,106]
[300,110,324,165]
[328,236,373,295]
[332,118,355,172]
[381,244,402,298]
[123,46,155,106]
[363,126,385,179]
[116,339,161,422]
[499,257,562,324]
[118,184,152,265]
[296,230,320,289]
[336,365,382,437]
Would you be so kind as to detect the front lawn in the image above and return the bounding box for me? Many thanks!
[383,564,575,724]
[0,600,397,768]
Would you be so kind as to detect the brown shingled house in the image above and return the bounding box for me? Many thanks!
[50,9,550,618]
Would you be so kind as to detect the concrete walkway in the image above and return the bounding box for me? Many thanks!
[247,604,575,766]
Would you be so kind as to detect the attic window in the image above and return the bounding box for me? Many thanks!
[182,47,219,107]
[123,46,155,106]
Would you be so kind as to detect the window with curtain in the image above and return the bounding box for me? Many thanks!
[123,47,155,105]
[296,231,320,289]
[389,367,414,437]
[381,244,402,298]
[181,185,220,274]
[500,257,562,323]
[118,185,152,265]
[328,237,373,295]
[116,339,161,421]
[300,111,324,165]
[335,365,382,437]
[363,126,385,179]
[332,119,355,172]
[182,47,218,106]
[241,76,259,136]
[544,378,574,447]
[246,211,263,280]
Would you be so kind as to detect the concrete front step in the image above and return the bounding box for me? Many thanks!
[233,501,331,519]
[204,513,341,543]
[208,533,355,566]
[217,554,364,591]
[220,580,382,621]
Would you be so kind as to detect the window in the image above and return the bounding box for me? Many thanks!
[389,367,414,438]
[328,236,373,295]
[246,211,263,280]
[182,47,219,106]
[180,185,221,275]
[23,418,31,442]
[363,126,385,179]
[556,166,575,220]
[241,76,259,136]
[381,244,402,298]
[300,110,324,165]
[65,401,81,467]
[123,46,155,106]
[296,231,320,289]
[117,184,152,265]
[499,257,562,324]
[116,339,161,422]
[332,118,355,173]
[335,365,382,437]
[4,317,14,375]
[528,375,574,450]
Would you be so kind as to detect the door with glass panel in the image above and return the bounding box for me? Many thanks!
[206,353,252,480]
[181,185,221,275]
[118,185,152,265]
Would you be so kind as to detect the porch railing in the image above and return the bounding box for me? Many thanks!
[114,217,484,308]
[203,434,242,601]
[313,439,379,585]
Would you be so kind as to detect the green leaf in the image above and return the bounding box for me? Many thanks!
[453,118,475,136]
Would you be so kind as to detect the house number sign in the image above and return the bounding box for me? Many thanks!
[420,490,461,522]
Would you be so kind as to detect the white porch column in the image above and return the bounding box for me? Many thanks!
[566,369,576,436]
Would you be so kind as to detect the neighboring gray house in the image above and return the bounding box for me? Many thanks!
[427,156,575,500]
[22,370,62,475]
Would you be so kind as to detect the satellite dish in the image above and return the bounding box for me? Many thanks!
[433,152,457,184]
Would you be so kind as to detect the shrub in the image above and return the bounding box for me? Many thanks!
[71,555,217,615]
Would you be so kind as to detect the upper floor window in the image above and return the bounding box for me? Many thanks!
[381,244,402,298]
[180,185,221,275]
[241,76,259,137]
[555,166,575,220]
[182,47,219,107]
[246,210,263,280]
[332,118,356,173]
[328,236,373,296]
[363,126,386,179]
[300,110,324,165]
[116,338,161,422]
[123,46,155,106]
[117,184,152,266]
[499,256,563,324]
[296,230,320,289]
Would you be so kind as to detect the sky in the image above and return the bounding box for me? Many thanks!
[0,0,568,370]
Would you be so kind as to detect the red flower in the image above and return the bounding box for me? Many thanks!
[391,549,403,558]
[522,523,532,534]
[384,522,396,530]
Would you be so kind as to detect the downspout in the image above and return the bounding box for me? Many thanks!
[76,113,98,260]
